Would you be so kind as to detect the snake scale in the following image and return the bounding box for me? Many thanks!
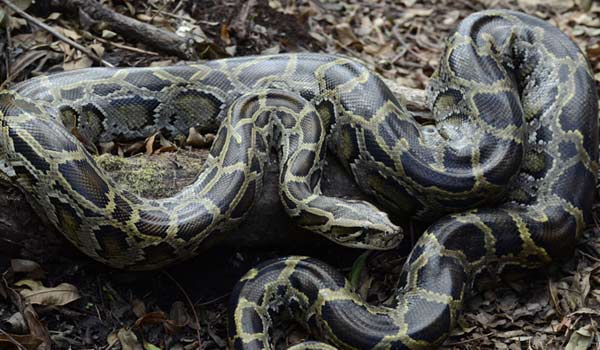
[0,9,597,349]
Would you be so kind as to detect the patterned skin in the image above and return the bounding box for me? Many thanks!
[0,9,597,349]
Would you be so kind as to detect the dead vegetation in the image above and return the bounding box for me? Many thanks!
[0,0,599,349]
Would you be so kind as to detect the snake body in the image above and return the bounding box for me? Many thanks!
[0,9,597,349]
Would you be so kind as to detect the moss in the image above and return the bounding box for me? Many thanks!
[95,149,208,199]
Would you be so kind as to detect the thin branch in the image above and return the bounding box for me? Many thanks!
[52,0,194,59]
[0,0,114,67]
[229,0,257,40]
[4,8,12,82]
[162,270,203,348]
[87,34,159,56]
[0,328,29,350]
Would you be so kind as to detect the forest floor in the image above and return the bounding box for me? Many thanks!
[0,0,599,349]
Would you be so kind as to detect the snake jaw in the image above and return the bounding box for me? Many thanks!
[327,217,403,250]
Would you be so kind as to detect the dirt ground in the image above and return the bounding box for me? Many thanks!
[0,0,599,349]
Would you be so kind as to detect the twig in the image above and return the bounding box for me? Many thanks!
[195,292,230,307]
[162,271,203,348]
[0,328,29,350]
[0,0,114,67]
[86,34,159,56]
[51,0,194,59]
[229,0,257,40]
[444,332,494,346]
[4,8,12,83]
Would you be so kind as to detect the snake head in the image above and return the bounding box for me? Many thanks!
[305,199,403,250]
[327,220,403,250]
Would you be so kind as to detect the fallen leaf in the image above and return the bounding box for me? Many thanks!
[335,23,359,47]
[17,281,80,306]
[22,305,50,350]
[0,333,44,350]
[117,328,141,350]
[10,259,43,276]
[89,43,105,57]
[404,8,434,17]
[136,14,152,22]
[262,45,281,55]
[63,54,94,71]
[102,30,117,39]
[134,311,169,328]
[46,12,61,21]
[170,301,191,328]
[149,60,174,67]
[132,299,146,318]
[186,127,207,148]
[145,132,159,155]
[565,324,594,350]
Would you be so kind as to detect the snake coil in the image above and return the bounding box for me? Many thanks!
[0,9,597,350]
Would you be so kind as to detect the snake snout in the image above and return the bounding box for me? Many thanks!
[329,220,403,250]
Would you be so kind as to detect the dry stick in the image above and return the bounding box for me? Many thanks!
[52,0,193,59]
[4,10,12,82]
[0,0,114,67]
[162,270,203,349]
[0,328,29,350]
[88,34,159,56]
[443,332,495,346]
[229,0,257,40]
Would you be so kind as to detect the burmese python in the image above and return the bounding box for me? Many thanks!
[0,9,597,350]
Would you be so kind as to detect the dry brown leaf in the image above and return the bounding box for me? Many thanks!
[9,259,45,280]
[131,298,146,318]
[169,301,191,328]
[89,43,105,57]
[335,23,359,47]
[404,8,434,17]
[155,135,177,154]
[0,333,44,350]
[102,30,117,39]
[123,0,136,16]
[124,140,146,156]
[63,54,94,71]
[134,310,183,334]
[136,14,153,22]
[8,50,46,79]
[133,311,169,328]
[22,305,50,350]
[117,328,142,350]
[16,280,80,306]
[99,141,116,154]
[145,132,159,155]
[588,43,600,59]
[46,12,61,21]
[12,31,52,49]
[149,60,174,67]
[186,127,207,148]
[58,27,81,41]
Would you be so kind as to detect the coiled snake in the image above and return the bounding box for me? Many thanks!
[0,9,597,350]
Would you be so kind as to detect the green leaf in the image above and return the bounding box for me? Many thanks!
[349,251,371,289]
[144,341,162,350]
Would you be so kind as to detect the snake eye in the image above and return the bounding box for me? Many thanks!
[422,125,437,134]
